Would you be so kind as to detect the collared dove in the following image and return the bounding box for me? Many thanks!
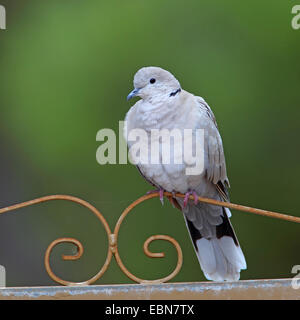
[124,66,246,281]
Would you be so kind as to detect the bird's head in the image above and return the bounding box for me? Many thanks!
[127,66,181,102]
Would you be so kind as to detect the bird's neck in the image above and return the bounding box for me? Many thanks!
[135,92,184,129]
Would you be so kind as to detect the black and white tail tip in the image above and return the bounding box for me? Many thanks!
[186,207,247,282]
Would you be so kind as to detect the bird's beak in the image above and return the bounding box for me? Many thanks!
[127,88,140,101]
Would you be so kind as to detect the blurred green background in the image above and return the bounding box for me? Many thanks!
[0,0,299,287]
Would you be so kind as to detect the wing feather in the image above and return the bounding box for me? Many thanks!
[196,97,230,188]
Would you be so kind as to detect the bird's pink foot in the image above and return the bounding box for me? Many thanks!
[146,188,165,205]
[192,191,199,205]
[183,190,199,208]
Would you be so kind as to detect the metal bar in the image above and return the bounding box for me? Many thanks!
[0,279,298,300]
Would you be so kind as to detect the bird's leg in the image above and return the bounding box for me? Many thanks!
[183,190,199,207]
[183,191,192,208]
[192,191,199,205]
[146,188,165,205]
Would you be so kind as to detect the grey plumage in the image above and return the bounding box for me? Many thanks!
[124,66,246,281]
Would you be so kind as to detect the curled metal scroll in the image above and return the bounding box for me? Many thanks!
[43,197,113,286]
[0,193,183,285]
[113,193,183,284]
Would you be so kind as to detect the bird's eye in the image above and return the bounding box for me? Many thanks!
[150,78,156,84]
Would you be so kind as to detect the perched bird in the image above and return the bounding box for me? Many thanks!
[124,66,246,281]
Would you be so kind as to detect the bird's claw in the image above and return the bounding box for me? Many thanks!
[146,188,165,205]
[183,190,199,208]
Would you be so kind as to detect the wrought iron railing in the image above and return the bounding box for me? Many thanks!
[0,192,299,286]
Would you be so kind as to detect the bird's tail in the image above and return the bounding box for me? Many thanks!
[179,200,246,281]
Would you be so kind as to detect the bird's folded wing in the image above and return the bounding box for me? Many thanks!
[195,96,230,188]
